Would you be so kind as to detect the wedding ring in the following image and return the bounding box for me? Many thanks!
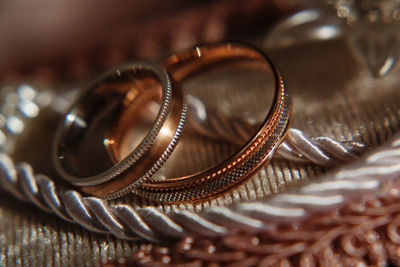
[117,43,290,202]
[53,62,186,198]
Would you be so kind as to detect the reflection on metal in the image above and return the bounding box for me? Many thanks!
[265,8,345,49]
[0,84,52,153]
[18,100,40,118]
[0,84,391,241]
[0,131,398,241]
[311,24,340,39]
[349,23,400,77]
[0,131,5,147]
[66,113,87,128]
[327,0,400,24]
[266,2,400,77]
[327,0,400,77]
[17,84,37,101]
[6,116,24,134]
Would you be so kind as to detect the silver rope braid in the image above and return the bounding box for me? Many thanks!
[276,129,365,166]
[1,130,398,242]
[186,96,365,166]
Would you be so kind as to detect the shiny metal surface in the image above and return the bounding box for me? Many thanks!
[0,129,398,242]
[1,37,400,266]
[0,84,52,153]
[52,62,187,198]
[129,43,291,203]
[265,8,346,49]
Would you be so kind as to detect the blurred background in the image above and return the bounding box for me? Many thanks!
[2,0,399,83]
[0,0,295,84]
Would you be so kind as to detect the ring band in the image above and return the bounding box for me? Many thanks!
[128,43,290,203]
[53,62,186,199]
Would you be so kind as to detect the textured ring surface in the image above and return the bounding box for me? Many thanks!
[53,62,187,199]
[129,43,291,203]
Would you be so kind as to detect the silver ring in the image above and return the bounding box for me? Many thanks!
[53,62,186,198]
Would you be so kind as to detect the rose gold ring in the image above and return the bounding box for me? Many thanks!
[108,43,291,203]
[53,62,186,199]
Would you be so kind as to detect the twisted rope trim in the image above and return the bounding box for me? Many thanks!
[1,129,394,242]
[187,96,364,167]
[104,182,400,266]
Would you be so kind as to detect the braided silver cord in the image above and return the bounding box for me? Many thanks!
[276,129,365,166]
[0,131,398,242]
[187,96,364,166]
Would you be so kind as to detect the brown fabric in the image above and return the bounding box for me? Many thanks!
[1,11,400,267]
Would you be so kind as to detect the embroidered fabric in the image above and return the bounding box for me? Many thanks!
[102,181,400,266]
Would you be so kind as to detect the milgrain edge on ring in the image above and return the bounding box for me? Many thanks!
[53,62,187,199]
[116,43,291,203]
